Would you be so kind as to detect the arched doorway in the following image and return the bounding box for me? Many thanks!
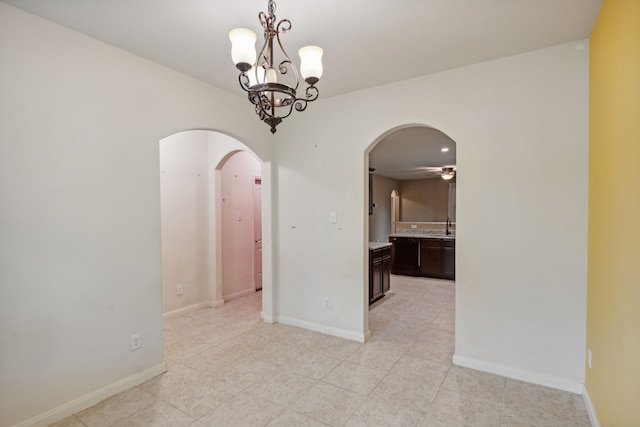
[366,124,457,335]
[159,130,273,320]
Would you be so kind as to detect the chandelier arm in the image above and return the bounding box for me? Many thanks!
[238,73,251,92]
[274,21,300,91]
[304,85,319,102]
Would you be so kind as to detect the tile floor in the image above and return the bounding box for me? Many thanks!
[52,275,592,427]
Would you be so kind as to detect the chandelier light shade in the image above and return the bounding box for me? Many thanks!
[229,0,323,133]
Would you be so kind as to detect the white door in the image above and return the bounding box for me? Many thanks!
[253,178,262,291]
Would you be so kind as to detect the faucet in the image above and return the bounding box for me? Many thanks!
[446,218,452,235]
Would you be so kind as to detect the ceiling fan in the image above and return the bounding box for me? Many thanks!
[376,165,456,178]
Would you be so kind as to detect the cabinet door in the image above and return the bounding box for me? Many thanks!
[442,240,455,280]
[382,247,391,293]
[419,239,442,277]
[390,237,420,276]
[371,252,384,303]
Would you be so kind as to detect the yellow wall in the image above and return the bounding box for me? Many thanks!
[587,0,640,425]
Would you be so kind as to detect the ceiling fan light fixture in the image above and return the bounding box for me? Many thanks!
[441,167,456,180]
[229,0,322,134]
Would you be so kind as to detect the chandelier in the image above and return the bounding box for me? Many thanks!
[229,0,323,134]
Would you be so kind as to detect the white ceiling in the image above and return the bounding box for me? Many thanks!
[3,0,600,179]
[370,127,457,180]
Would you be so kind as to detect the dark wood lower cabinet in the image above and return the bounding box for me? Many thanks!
[442,240,456,279]
[369,246,391,304]
[389,237,420,276]
[391,237,455,280]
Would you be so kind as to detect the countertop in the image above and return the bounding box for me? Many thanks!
[368,242,393,250]
[389,231,456,240]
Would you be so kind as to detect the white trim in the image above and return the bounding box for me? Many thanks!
[162,302,210,318]
[276,315,367,343]
[452,354,583,394]
[261,312,276,323]
[14,362,167,427]
[212,299,225,308]
[223,288,254,302]
[582,387,601,427]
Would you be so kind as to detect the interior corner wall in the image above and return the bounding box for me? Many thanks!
[0,4,270,426]
[587,0,640,425]
[369,174,399,242]
[273,41,588,389]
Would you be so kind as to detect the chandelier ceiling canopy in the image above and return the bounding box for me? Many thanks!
[229,0,323,134]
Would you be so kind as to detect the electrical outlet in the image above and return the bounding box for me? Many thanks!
[411,224,417,229]
[588,349,592,368]
[176,283,184,296]
[323,297,332,309]
[130,333,141,351]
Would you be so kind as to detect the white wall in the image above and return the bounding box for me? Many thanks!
[275,42,589,390]
[160,131,210,313]
[369,174,399,242]
[220,151,262,300]
[0,5,271,426]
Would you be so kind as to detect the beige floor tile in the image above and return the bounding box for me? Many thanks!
[313,335,363,360]
[347,339,408,371]
[405,339,454,364]
[252,369,318,405]
[389,354,450,385]
[74,387,157,427]
[197,390,286,427]
[346,396,427,427]
[504,379,578,417]
[285,350,343,380]
[137,363,202,399]
[277,325,327,349]
[266,409,331,427]
[369,372,439,411]
[322,360,387,396]
[258,341,306,366]
[500,404,578,427]
[218,357,281,391]
[291,382,365,427]
[159,375,238,417]
[48,415,85,427]
[422,389,502,427]
[109,401,194,427]
[440,366,505,403]
[163,335,213,363]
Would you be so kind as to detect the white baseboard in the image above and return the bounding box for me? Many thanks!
[223,288,254,302]
[162,302,211,318]
[582,387,601,427]
[14,362,167,427]
[276,315,367,343]
[212,299,225,308]
[261,312,276,323]
[452,354,583,394]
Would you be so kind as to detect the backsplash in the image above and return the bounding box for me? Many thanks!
[395,221,456,234]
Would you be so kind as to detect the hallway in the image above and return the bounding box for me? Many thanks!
[53,276,591,426]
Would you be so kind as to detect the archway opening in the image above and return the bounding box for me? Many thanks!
[366,124,457,337]
[158,129,272,320]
